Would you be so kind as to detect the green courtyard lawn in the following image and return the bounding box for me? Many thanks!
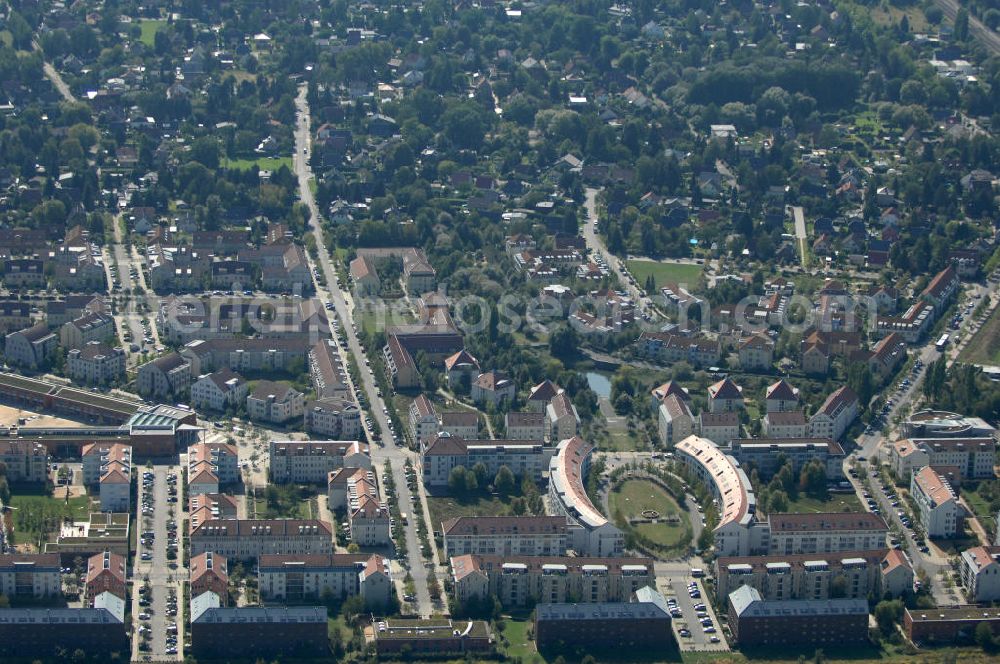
[221,156,293,172]
[253,484,313,519]
[9,491,93,548]
[958,303,1000,366]
[500,618,537,661]
[137,19,166,47]
[626,260,702,290]
[610,479,690,549]
[426,494,509,531]
[783,491,863,514]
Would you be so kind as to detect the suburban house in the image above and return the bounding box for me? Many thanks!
[471,371,516,406]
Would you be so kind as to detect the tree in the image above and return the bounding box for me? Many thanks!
[495,466,516,495]
[874,599,903,635]
[975,621,998,651]
[448,466,468,494]
[798,461,828,500]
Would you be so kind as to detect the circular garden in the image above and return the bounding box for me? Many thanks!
[609,478,692,554]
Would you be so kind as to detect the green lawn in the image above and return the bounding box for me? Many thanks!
[610,479,689,548]
[962,482,998,537]
[783,491,863,514]
[626,260,702,289]
[9,492,93,548]
[0,31,12,48]
[222,156,293,172]
[603,429,648,452]
[958,303,1000,365]
[137,20,166,48]
[500,619,538,661]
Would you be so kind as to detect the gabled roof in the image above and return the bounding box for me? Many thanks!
[444,349,479,371]
[528,380,560,402]
[766,379,799,402]
[651,381,690,403]
[708,377,742,400]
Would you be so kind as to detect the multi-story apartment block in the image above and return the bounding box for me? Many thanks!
[82,443,131,512]
[246,381,304,424]
[506,411,546,441]
[67,342,125,386]
[890,437,996,480]
[421,434,546,488]
[190,552,229,605]
[59,312,115,350]
[707,378,744,413]
[714,549,910,602]
[270,440,370,484]
[189,442,241,485]
[189,519,334,559]
[0,300,31,334]
[546,393,579,441]
[5,323,58,369]
[327,467,390,546]
[636,332,720,367]
[450,554,654,608]
[442,517,571,558]
[308,340,350,400]
[534,587,672,652]
[190,597,327,660]
[739,334,774,371]
[729,438,844,480]
[137,352,191,398]
[0,554,62,598]
[180,338,312,375]
[808,386,859,441]
[762,411,809,438]
[408,395,439,445]
[84,551,127,603]
[439,411,479,439]
[767,513,889,555]
[190,368,248,412]
[911,466,960,538]
[698,411,740,445]
[549,437,624,557]
[304,398,361,439]
[0,441,48,483]
[258,553,392,609]
[657,394,694,446]
[728,586,869,647]
[471,371,516,406]
[765,379,800,412]
[189,494,239,534]
[960,545,1000,602]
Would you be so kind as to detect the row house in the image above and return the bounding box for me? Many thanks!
[258,553,391,609]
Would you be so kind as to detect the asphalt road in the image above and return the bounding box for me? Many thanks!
[132,463,183,661]
[292,85,439,616]
[32,40,78,103]
[667,578,727,652]
[583,187,646,307]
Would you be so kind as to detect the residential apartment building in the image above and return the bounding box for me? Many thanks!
[189,494,239,534]
[0,598,128,659]
[739,334,774,370]
[137,352,192,398]
[889,437,996,480]
[728,586,869,647]
[636,332,721,367]
[59,312,115,350]
[904,607,1000,644]
[190,368,248,412]
[439,411,479,439]
[189,519,334,559]
[534,587,672,652]
[180,337,312,375]
[729,438,844,480]
[762,411,809,438]
[421,434,547,488]
[382,335,420,389]
[5,323,58,369]
[444,349,480,391]
[190,597,327,660]
[548,437,624,557]
[707,378,744,413]
[246,381,304,424]
[960,545,1000,602]
[189,442,241,486]
[911,466,960,538]
[546,393,579,441]
[308,339,350,400]
[714,549,908,602]
[442,517,570,558]
[808,386,859,441]
[450,554,655,609]
[765,379,800,412]
[0,300,31,334]
[0,554,61,598]
[327,467,390,546]
[408,394,439,445]
[657,395,694,446]
[81,443,131,512]
[258,553,392,609]
[471,371,516,406]
[698,411,740,445]
[270,440,370,484]
[190,552,229,605]
[0,441,48,483]
[507,411,546,441]
[67,342,125,385]
[304,398,361,439]
[349,256,380,297]
[767,513,889,555]
[84,551,127,603]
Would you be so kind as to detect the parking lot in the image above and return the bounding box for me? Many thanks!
[661,577,729,652]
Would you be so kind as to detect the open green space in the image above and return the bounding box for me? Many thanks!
[9,491,93,548]
[609,479,689,549]
[958,303,1000,365]
[137,19,166,48]
[427,494,510,530]
[602,428,648,452]
[962,481,998,538]
[783,491,863,514]
[626,260,702,289]
[253,484,313,519]
[221,156,293,172]
[499,618,536,661]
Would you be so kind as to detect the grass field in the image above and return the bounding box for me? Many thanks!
[9,492,93,547]
[958,303,1000,365]
[610,479,689,548]
[137,20,166,48]
[222,156,293,172]
[784,492,863,514]
[626,260,702,289]
[427,494,510,530]
[500,619,536,661]
[962,481,998,538]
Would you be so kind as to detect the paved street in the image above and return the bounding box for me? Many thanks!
[293,85,440,616]
[132,462,183,660]
[791,205,808,268]
[658,576,728,652]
